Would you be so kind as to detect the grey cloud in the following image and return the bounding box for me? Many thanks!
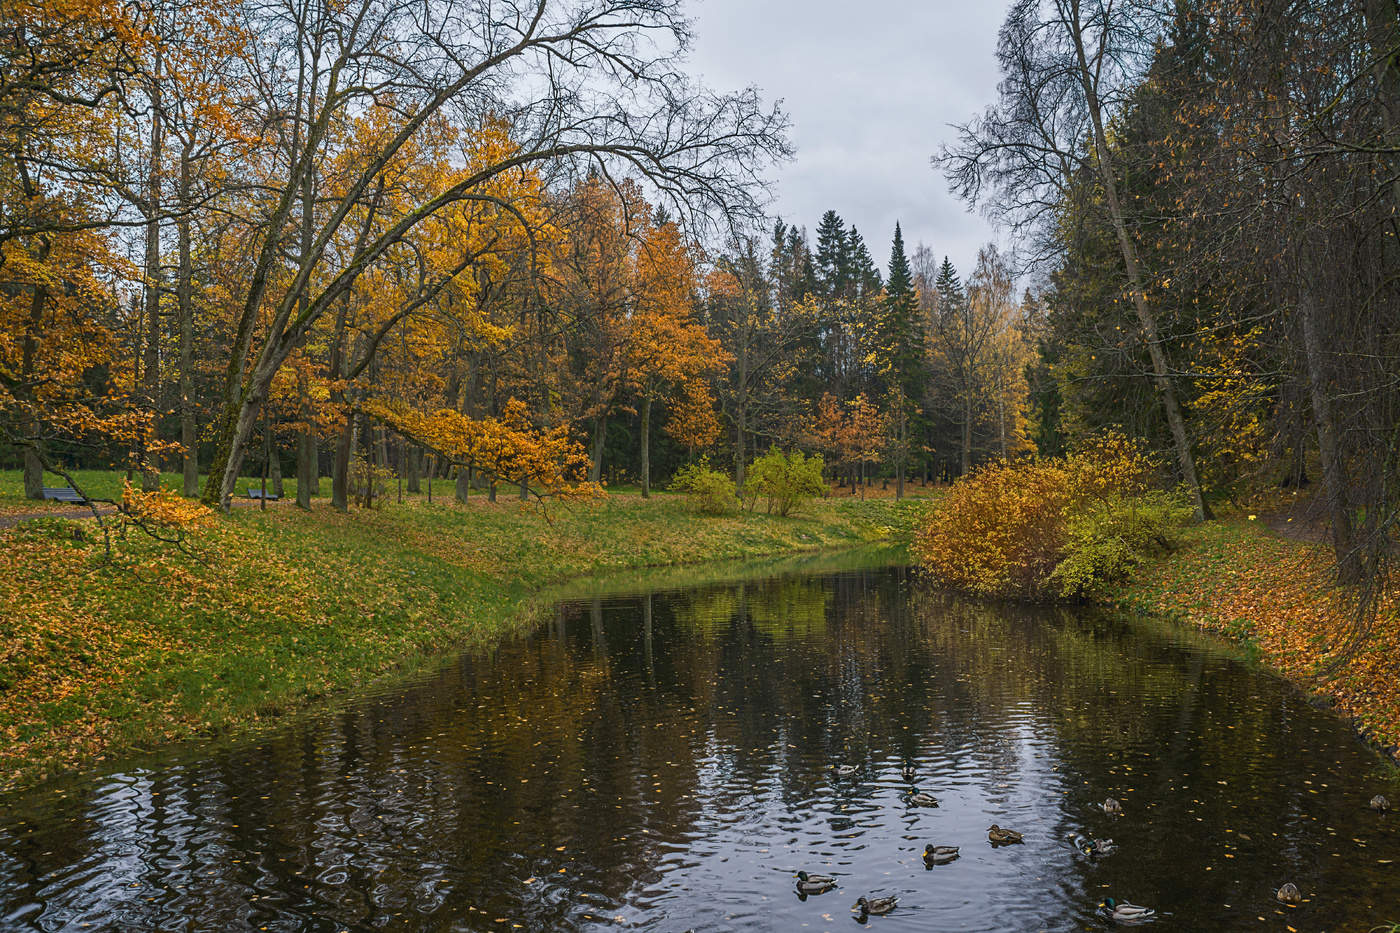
[685,0,1011,274]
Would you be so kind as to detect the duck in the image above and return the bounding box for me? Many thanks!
[904,788,939,807]
[1072,834,1116,856]
[836,764,860,777]
[1102,797,1124,816]
[1275,882,1301,905]
[852,895,898,918]
[795,871,837,895]
[1097,898,1156,924]
[922,844,960,865]
[987,823,1024,845]
[901,763,917,782]
[1371,794,1390,813]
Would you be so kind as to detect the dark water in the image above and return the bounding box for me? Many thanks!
[2,564,1398,932]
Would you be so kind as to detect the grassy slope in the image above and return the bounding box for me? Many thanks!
[1109,518,1400,758]
[0,489,925,791]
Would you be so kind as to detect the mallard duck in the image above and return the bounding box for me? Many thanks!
[1275,882,1301,905]
[836,764,859,777]
[852,895,898,917]
[922,844,960,865]
[901,763,917,782]
[1102,797,1124,816]
[988,823,1023,845]
[905,788,939,807]
[1072,834,1116,856]
[795,871,837,894]
[1097,898,1155,924]
[1371,794,1390,812]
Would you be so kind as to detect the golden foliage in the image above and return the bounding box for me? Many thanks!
[363,398,601,502]
[914,432,1166,596]
[119,482,214,530]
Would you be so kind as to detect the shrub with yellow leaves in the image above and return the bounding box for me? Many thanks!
[914,432,1190,598]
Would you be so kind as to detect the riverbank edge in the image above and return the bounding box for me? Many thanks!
[0,493,927,795]
[1105,517,1400,766]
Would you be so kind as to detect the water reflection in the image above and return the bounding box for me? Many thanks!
[1,566,1397,931]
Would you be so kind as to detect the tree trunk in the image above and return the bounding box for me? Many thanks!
[22,447,43,499]
[270,440,284,498]
[895,411,906,500]
[589,415,607,483]
[640,395,651,498]
[1298,285,1362,582]
[21,272,47,499]
[1365,0,1400,209]
[295,374,316,509]
[140,44,164,493]
[406,446,421,493]
[332,413,355,512]
[359,412,374,509]
[176,160,198,498]
[734,397,747,492]
[1069,4,1207,521]
[961,394,973,475]
[456,465,470,504]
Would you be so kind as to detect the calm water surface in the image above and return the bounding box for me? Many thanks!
[2,564,1398,931]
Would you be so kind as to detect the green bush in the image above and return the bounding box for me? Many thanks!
[743,446,826,516]
[670,461,738,514]
[1048,490,1193,598]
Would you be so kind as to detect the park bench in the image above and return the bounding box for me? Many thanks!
[41,487,87,504]
[244,487,280,501]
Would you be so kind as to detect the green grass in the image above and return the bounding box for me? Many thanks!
[0,485,929,791]
[0,468,318,510]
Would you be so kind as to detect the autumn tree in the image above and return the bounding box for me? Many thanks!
[939,0,1208,520]
[199,0,788,510]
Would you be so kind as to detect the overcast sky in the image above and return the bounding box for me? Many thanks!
[686,0,1011,278]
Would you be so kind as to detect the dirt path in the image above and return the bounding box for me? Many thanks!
[1256,492,1331,545]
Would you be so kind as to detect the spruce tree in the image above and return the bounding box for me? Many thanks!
[848,227,884,299]
[814,210,851,300]
[880,223,926,497]
[935,256,964,313]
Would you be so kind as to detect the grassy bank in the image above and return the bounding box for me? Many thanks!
[0,489,924,792]
[1109,518,1400,759]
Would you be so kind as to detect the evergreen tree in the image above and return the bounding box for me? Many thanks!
[814,210,851,300]
[848,227,884,298]
[934,256,964,313]
[879,222,926,497]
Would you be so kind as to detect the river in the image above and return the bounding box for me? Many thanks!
[2,560,1397,930]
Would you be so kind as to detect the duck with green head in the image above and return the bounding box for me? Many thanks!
[852,895,898,918]
[1097,898,1156,924]
[794,871,837,895]
[905,788,939,807]
[1072,834,1116,856]
[922,844,959,866]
